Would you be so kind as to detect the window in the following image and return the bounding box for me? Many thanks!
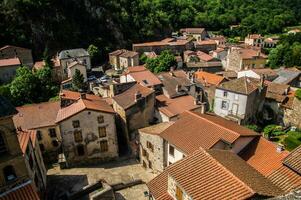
[0,131,7,155]
[39,144,45,152]
[29,154,34,170]
[3,166,17,182]
[49,128,57,138]
[37,131,42,141]
[221,101,228,110]
[52,140,59,147]
[100,140,108,152]
[176,185,183,200]
[74,130,83,143]
[72,120,80,128]
[77,145,85,156]
[169,145,175,157]
[98,127,106,138]
[223,91,228,97]
[97,115,104,123]
[149,161,152,169]
[142,149,147,157]
[147,141,154,152]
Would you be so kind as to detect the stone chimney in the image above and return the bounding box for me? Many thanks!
[276,144,284,153]
[134,91,142,102]
[80,93,86,99]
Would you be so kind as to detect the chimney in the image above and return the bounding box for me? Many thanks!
[200,102,206,114]
[176,84,181,92]
[169,67,175,76]
[80,93,86,99]
[135,91,142,102]
[276,144,284,153]
[260,74,265,88]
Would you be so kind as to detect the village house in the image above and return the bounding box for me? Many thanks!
[179,28,208,41]
[237,68,279,81]
[157,70,200,99]
[273,67,301,88]
[0,96,46,198]
[58,48,91,79]
[139,111,260,172]
[264,37,278,48]
[13,101,62,162]
[184,50,223,73]
[210,47,228,68]
[283,96,301,129]
[194,39,217,53]
[147,148,283,200]
[155,94,203,122]
[67,61,87,81]
[0,58,21,83]
[55,92,118,166]
[0,45,34,67]
[132,37,194,55]
[216,70,238,80]
[120,66,162,92]
[214,77,267,124]
[194,71,227,109]
[143,51,157,59]
[33,58,63,82]
[226,47,268,72]
[210,35,226,46]
[112,84,155,154]
[244,34,264,47]
[109,49,139,71]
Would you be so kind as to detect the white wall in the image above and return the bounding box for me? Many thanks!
[120,74,135,83]
[214,88,248,118]
[237,70,260,79]
[167,143,185,166]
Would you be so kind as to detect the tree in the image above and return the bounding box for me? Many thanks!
[87,44,101,66]
[10,66,38,105]
[72,69,85,91]
[145,50,176,73]
[295,89,301,100]
[263,124,284,139]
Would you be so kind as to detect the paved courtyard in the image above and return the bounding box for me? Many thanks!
[46,158,157,200]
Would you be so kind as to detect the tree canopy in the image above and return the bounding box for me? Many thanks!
[145,50,176,73]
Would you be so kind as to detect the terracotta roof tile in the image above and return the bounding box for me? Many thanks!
[0,58,21,67]
[240,137,289,176]
[148,148,282,200]
[283,145,301,174]
[156,95,200,118]
[127,69,162,87]
[112,84,154,109]
[160,111,259,154]
[0,181,40,200]
[13,101,60,129]
[268,166,301,192]
[109,49,127,56]
[139,122,174,135]
[56,98,114,122]
[120,51,138,58]
[60,90,101,101]
[125,65,146,73]
[196,51,214,62]
[218,77,264,95]
[239,48,267,59]
[17,129,36,154]
[195,71,226,86]
[180,28,205,34]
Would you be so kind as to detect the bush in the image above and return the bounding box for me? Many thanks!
[263,124,284,138]
[245,124,260,132]
[295,89,301,100]
[283,131,301,151]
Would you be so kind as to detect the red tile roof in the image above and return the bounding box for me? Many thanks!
[17,129,36,154]
[148,148,282,200]
[240,137,289,176]
[268,166,301,192]
[127,68,162,87]
[180,28,205,34]
[60,90,101,101]
[139,122,174,135]
[0,181,40,200]
[239,48,267,59]
[196,51,214,62]
[112,84,154,109]
[160,111,259,154]
[195,71,226,86]
[125,65,147,73]
[283,145,301,174]
[197,39,217,45]
[218,77,264,95]
[13,101,60,129]
[0,58,21,67]
[156,95,200,118]
[56,98,114,122]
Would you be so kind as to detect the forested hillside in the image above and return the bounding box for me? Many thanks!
[1,0,300,59]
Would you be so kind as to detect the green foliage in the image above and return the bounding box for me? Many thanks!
[263,124,284,138]
[245,124,260,132]
[268,33,301,68]
[189,56,200,63]
[140,54,148,64]
[283,131,301,151]
[146,50,176,73]
[72,69,85,91]
[87,44,101,66]
[1,0,300,57]
[295,89,301,100]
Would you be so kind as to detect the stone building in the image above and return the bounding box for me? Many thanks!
[283,97,301,128]
[13,101,62,162]
[237,68,279,81]
[0,45,33,67]
[194,39,217,53]
[56,93,118,166]
[58,48,91,79]
[112,84,155,153]
[0,58,21,83]
[226,47,267,72]
[33,58,63,82]
[179,28,208,41]
[67,61,87,81]
[214,77,267,124]
[244,34,264,47]
[109,49,139,71]
[138,122,174,173]
[0,96,46,198]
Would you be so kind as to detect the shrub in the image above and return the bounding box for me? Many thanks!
[245,124,260,132]
[295,89,301,100]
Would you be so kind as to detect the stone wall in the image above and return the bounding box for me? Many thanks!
[283,98,301,128]
[139,132,164,173]
[0,46,33,67]
[167,175,190,200]
[226,49,241,72]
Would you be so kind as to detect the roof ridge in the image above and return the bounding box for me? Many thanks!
[204,149,255,197]
[187,111,241,138]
